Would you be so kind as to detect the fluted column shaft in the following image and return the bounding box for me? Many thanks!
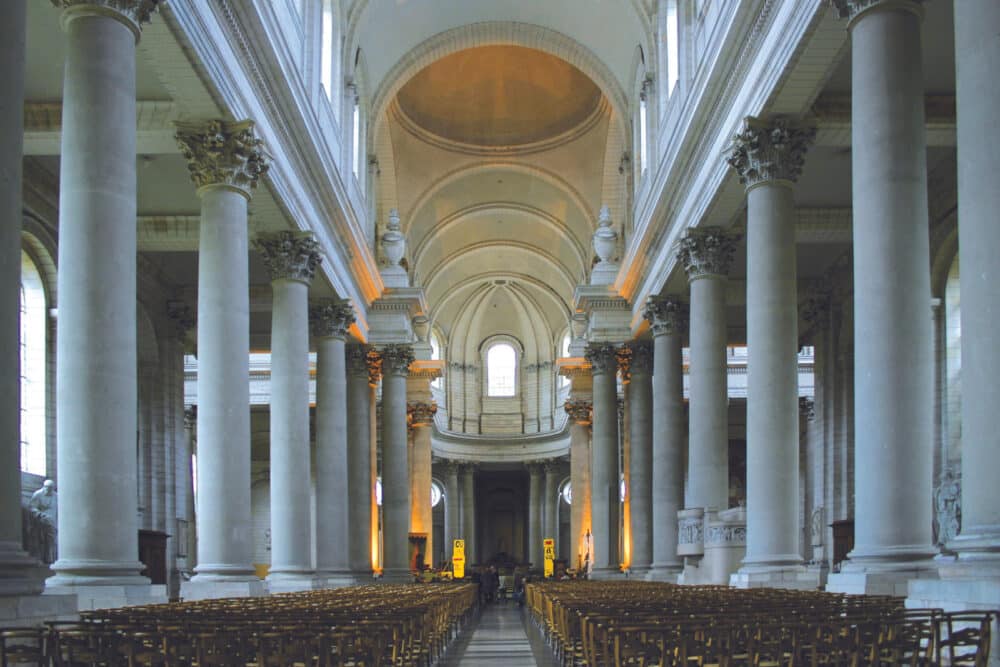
[380,345,414,581]
[346,346,373,577]
[311,300,354,584]
[461,465,476,564]
[444,464,460,561]
[587,344,621,577]
[528,463,544,567]
[51,4,148,586]
[645,298,686,577]
[953,0,1000,558]
[627,343,654,574]
[175,119,268,583]
[678,230,737,512]
[566,401,592,570]
[543,463,560,553]
[728,119,814,571]
[0,0,40,595]
[846,0,935,566]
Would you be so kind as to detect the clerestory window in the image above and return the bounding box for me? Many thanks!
[486,342,517,397]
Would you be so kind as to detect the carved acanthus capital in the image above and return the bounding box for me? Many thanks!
[543,459,563,475]
[830,0,923,22]
[53,0,159,39]
[366,348,383,386]
[166,301,195,339]
[380,344,414,377]
[310,299,354,340]
[564,399,593,425]
[627,341,653,376]
[584,343,620,377]
[407,401,437,427]
[183,405,197,431]
[174,119,269,196]
[615,345,633,383]
[346,344,371,377]
[643,296,688,337]
[254,231,322,283]
[727,117,815,189]
[676,227,740,281]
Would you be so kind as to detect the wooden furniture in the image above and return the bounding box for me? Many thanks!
[138,529,169,584]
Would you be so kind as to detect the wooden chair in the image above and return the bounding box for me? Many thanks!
[0,627,48,667]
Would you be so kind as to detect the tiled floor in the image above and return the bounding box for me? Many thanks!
[441,602,560,666]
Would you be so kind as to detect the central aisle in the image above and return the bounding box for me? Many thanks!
[441,602,559,666]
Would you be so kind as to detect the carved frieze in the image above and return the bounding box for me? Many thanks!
[309,299,354,340]
[934,467,961,546]
[380,344,415,377]
[705,524,747,546]
[727,117,816,188]
[174,119,269,195]
[254,231,322,283]
[643,296,688,337]
[584,342,619,376]
[678,516,704,546]
[676,227,740,281]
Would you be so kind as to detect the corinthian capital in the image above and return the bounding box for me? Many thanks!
[166,301,195,339]
[727,117,816,189]
[584,343,619,377]
[53,0,159,39]
[407,402,437,427]
[627,341,653,376]
[345,344,371,377]
[676,227,740,281]
[367,348,383,385]
[174,119,269,196]
[310,299,354,339]
[380,344,414,377]
[254,231,322,283]
[564,399,592,425]
[643,296,688,337]
[830,0,923,22]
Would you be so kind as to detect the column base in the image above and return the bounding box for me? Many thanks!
[180,579,266,601]
[0,592,78,626]
[312,571,357,589]
[589,567,626,581]
[645,563,683,582]
[626,566,651,580]
[826,559,938,596]
[0,541,47,596]
[379,568,414,584]
[351,570,376,585]
[730,565,822,590]
[44,584,167,611]
[48,558,150,587]
[266,574,317,594]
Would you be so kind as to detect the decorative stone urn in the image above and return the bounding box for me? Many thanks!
[380,209,408,287]
[590,205,619,285]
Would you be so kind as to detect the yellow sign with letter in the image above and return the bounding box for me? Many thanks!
[453,539,466,579]
[543,538,555,578]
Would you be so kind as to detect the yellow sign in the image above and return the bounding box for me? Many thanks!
[543,538,555,577]
[453,539,466,579]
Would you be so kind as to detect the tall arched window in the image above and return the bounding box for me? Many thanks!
[320,0,336,100]
[430,331,442,388]
[20,250,46,475]
[558,332,571,388]
[486,343,517,397]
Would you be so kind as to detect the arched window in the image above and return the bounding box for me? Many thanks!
[430,332,442,388]
[351,94,361,177]
[663,0,680,97]
[430,480,443,508]
[639,89,649,173]
[486,343,517,397]
[558,332,571,388]
[320,0,337,101]
[20,250,46,475]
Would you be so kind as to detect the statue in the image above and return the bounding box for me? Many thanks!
[24,479,57,564]
[934,468,961,547]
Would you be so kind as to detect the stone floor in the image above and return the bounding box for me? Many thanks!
[440,601,559,666]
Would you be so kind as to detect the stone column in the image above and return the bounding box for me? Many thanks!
[644,297,687,580]
[49,0,159,592]
[346,344,373,580]
[626,342,654,576]
[727,118,817,588]
[528,463,544,568]
[408,402,436,569]
[586,343,621,578]
[460,463,477,565]
[310,299,355,587]
[379,345,414,582]
[254,232,321,590]
[181,407,197,571]
[543,461,561,552]
[175,120,268,595]
[443,461,461,561]
[677,228,737,512]
[828,0,937,593]
[950,0,1000,566]
[565,400,592,571]
[0,0,41,597]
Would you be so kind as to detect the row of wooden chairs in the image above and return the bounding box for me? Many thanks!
[525,581,996,667]
[0,583,478,666]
